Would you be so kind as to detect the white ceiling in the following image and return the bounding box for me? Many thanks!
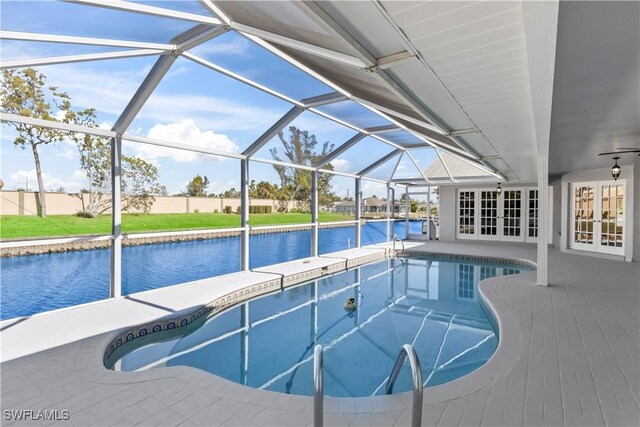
[223,0,542,181]
[548,1,640,176]
[378,0,537,181]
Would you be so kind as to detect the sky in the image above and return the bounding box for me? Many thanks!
[0,0,439,200]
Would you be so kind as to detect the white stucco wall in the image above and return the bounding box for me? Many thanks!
[551,178,563,248]
[438,186,456,242]
[634,156,640,263]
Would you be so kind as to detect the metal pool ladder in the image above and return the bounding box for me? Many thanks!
[314,345,323,427]
[386,344,423,427]
[392,234,405,255]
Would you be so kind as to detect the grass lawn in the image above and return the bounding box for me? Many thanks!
[0,212,354,240]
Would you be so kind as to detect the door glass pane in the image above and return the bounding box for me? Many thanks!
[479,190,498,236]
[600,184,624,248]
[502,190,521,237]
[574,185,594,244]
[458,191,475,235]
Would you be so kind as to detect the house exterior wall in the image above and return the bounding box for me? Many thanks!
[433,164,636,263]
[551,178,563,248]
[439,186,456,242]
[635,156,640,263]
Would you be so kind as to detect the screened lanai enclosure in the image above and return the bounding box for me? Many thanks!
[2,0,512,312]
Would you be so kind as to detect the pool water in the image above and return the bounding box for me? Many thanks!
[116,257,527,397]
[0,221,421,320]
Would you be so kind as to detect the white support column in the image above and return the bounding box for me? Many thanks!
[240,159,250,271]
[404,186,410,239]
[311,170,319,257]
[110,136,122,298]
[427,186,431,240]
[386,184,392,241]
[355,178,362,247]
[537,156,549,286]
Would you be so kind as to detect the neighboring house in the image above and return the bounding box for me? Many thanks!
[333,197,410,216]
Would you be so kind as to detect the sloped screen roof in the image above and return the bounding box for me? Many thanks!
[0,0,502,188]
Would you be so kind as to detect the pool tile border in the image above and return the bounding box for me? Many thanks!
[400,249,537,270]
[103,276,283,367]
[104,252,387,367]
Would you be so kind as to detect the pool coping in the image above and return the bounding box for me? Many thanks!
[99,246,536,409]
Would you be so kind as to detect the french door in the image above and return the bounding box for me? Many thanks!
[501,189,524,242]
[479,190,499,240]
[459,188,525,242]
[570,181,625,255]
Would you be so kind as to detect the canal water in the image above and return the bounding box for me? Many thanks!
[1,221,422,319]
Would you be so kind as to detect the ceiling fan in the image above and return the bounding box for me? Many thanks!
[597,148,640,156]
[597,148,639,181]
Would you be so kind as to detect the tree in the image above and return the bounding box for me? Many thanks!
[220,187,241,198]
[186,174,209,197]
[1,68,73,217]
[432,187,440,201]
[399,193,418,213]
[2,69,166,217]
[269,126,336,211]
[63,108,166,217]
[249,180,281,199]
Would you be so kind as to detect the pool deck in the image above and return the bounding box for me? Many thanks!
[1,241,638,426]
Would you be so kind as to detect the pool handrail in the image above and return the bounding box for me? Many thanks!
[385,344,423,427]
[314,344,323,427]
[392,234,405,254]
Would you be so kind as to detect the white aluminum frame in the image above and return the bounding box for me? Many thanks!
[0,0,512,308]
[64,0,222,25]
[0,49,164,70]
[0,30,175,51]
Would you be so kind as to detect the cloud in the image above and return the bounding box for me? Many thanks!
[190,37,251,57]
[40,63,152,118]
[330,158,351,173]
[139,93,282,133]
[133,120,239,162]
[362,180,386,198]
[53,110,67,121]
[56,148,75,160]
[7,169,87,192]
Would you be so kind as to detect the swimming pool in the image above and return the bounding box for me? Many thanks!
[113,256,528,397]
[0,221,421,320]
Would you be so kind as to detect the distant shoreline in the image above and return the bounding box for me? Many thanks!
[1,220,424,257]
